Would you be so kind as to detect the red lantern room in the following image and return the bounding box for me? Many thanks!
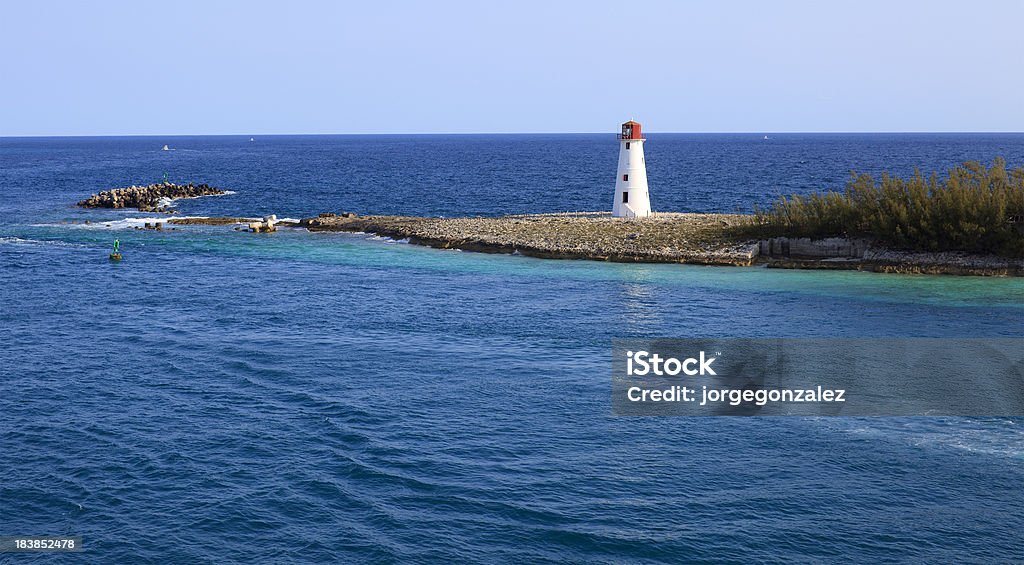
[620,120,643,140]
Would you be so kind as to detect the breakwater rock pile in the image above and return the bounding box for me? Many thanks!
[301,212,760,265]
[77,182,225,212]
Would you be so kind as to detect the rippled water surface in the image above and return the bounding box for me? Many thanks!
[1,135,1023,563]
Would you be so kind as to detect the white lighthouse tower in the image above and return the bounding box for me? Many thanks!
[611,120,652,218]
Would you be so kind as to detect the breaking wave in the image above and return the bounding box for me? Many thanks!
[0,236,85,247]
[33,216,210,230]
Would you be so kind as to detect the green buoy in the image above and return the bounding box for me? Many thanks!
[109,239,122,261]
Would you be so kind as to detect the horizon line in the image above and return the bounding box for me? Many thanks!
[4,130,1024,139]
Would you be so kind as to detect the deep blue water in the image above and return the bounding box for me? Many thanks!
[1,134,1023,563]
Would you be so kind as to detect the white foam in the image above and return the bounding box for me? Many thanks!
[157,190,237,207]
[827,419,1024,459]
[366,235,410,244]
[0,236,83,247]
[909,427,1024,458]
[33,216,210,230]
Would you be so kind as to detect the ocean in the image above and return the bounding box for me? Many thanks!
[1,134,1023,563]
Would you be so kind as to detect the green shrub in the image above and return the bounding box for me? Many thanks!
[748,159,1024,257]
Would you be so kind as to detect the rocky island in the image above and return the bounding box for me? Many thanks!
[77,182,225,212]
[74,156,1023,276]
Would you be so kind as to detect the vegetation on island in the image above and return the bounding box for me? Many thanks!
[746,159,1024,257]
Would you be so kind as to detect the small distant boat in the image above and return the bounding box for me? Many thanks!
[162,144,170,151]
[249,138,255,142]
[763,135,769,140]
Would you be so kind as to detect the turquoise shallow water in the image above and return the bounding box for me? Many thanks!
[1,135,1023,563]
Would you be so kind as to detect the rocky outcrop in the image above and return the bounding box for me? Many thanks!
[859,249,1024,276]
[248,215,278,233]
[77,182,225,212]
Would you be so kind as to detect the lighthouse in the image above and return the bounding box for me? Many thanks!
[611,120,652,218]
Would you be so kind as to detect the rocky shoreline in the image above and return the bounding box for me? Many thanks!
[298,212,1023,276]
[301,212,761,266]
[77,182,225,212]
[169,216,259,225]
[78,209,1023,276]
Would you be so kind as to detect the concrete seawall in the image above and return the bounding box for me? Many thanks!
[757,236,1023,276]
[759,237,872,259]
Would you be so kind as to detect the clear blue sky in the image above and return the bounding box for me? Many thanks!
[2,0,1022,135]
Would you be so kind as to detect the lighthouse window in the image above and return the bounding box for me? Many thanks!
[622,174,628,181]
[625,142,630,149]
[622,192,629,203]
